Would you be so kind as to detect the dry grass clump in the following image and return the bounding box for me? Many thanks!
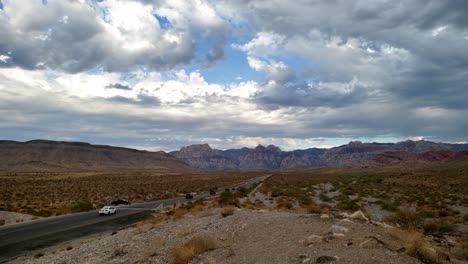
[390,228,449,264]
[171,235,217,264]
[386,209,424,228]
[111,245,128,258]
[451,235,468,261]
[305,203,322,214]
[275,198,294,210]
[221,207,235,217]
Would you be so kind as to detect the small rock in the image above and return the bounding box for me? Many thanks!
[316,255,338,263]
[331,225,349,234]
[306,235,323,245]
[340,218,353,223]
[302,258,311,263]
[299,254,308,259]
[320,214,330,219]
[350,210,368,221]
[332,233,345,237]
[337,212,350,219]
[111,231,117,235]
[359,238,381,249]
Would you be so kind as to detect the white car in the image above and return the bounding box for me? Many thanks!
[99,206,117,216]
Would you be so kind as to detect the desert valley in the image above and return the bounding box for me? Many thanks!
[0,139,467,264]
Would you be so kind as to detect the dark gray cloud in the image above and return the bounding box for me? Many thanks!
[106,83,131,90]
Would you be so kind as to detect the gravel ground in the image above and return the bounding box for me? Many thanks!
[0,210,39,226]
[11,207,422,264]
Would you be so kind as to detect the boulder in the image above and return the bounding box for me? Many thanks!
[350,210,368,221]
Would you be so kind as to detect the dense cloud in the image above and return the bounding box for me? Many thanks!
[0,0,467,150]
[0,0,227,72]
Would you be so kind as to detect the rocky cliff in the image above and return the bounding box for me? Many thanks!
[0,140,191,172]
[170,140,468,171]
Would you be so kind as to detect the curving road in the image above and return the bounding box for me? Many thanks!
[0,175,269,262]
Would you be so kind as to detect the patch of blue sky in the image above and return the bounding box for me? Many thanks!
[45,71,60,80]
[192,33,261,85]
[201,45,261,85]
[154,14,171,30]
[0,1,3,10]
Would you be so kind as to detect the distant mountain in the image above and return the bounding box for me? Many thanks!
[0,140,191,172]
[360,150,467,167]
[170,140,468,171]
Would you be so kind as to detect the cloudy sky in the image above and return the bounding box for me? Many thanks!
[0,0,467,151]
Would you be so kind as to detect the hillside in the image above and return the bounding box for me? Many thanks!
[0,140,191,172]
[171,140,468,171]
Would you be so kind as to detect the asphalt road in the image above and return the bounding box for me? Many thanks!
[0,175,269,262]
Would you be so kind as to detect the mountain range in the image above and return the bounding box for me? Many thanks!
[1,139,467,172]
[0,140,190,172]
[170,140,468,171]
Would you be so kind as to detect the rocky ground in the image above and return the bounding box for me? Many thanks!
[0,210,39,226]
[11,207,423,264]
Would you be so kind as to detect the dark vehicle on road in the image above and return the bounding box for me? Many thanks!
[110,199,130,205]
[209,190,216,195]
[185,193,194,199]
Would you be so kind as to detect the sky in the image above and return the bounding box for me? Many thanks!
[0,0,467,151]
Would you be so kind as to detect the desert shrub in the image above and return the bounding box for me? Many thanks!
[298,194,312,205]
[111,246,128,258]
[336,199,360,211]
[66,245,73,251]
[0,219,5,225]
[24,208,53,217]
[234,187,249,197]
[71,200,94,213]
[452,235,468,261]
[171,236,217,264]
[319,193,332,202]
[219,191,234,204]
[34,252,44,259]
[276,199,294,210]
[221,207,235,217]
[463,214,468,222]
[437,208,455,217]
[386,209,424,228]
[341,187,355,195]
[380,200,400,212]
[423,220,456,234]
[421,210,439,218]
[219,191,239,207]
[271,189,283,197]
[306,203,322,214]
